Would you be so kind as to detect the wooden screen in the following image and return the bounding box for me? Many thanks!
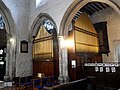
[33,25,54,76]
[74,13,99,53]
[94,22,110,55]
[68,13,102,81]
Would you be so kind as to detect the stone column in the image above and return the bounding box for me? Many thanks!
[62,46,69,83]
[58,37,64,84]
[58,36,69,84]
[4,35,11,81]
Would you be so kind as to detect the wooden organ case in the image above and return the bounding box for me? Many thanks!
[33,25,59,77]
[68,13,102,81]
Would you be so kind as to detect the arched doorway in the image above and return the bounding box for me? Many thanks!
[30,13,59,78]
[59,0,120,81]
[0,1,15,80]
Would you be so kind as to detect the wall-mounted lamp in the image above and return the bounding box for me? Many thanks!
[59,36,74,49]
[10,38,15,44]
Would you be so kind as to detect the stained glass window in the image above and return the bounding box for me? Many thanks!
[43,20,54,34]
[0,14,5,29]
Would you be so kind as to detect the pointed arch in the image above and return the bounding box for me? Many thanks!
[29,13,59,77]
[0,1,16,79]
[0,0,15,35]
[59,0,120,36]
[29,13,57,41]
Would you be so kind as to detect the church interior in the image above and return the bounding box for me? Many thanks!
[1,0,120,90]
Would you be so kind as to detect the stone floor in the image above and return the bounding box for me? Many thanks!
[1,87,13,90]
[1,86,33,90]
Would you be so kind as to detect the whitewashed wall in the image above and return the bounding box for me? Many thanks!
[91,7,120,62]
[2,0,32,77]
[29,0,73,34]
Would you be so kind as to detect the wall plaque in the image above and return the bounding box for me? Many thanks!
[20,40,28,53]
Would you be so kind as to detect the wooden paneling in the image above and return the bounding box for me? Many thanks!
[75,13,97,34]
[68,13,102,81]
[33,25,59,78]
[75,26,98,53]
[0,29,6,47]
[33,61,54,76]
[94,22,110,55]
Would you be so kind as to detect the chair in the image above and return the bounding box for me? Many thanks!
[25,76,33,89]
[19,77,27,89]
[49,76,59,86]
[42,77,53,87]
[32,78,43,90]
[12,77,20,90]
[26,76,33,85]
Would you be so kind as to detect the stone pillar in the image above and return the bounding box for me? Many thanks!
[4,35,11,81]
[4,36,16,81]
[58,37,64,84]
[58,36,69,84]
[62,46,69,83]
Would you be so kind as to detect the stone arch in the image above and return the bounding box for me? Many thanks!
[58,0,120,82]
[0,1,16,79]
[29,13,58,41]
[59,0,120,36]
[29,13,59,80]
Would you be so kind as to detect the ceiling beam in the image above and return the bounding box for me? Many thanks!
[87,4,97,12]
[81,8,93,15]
[99,3,106,9]
[94,3,103,10]
[90,3,99,11]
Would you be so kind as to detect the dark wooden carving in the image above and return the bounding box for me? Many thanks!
[94,22,110,55]
[0,29,7,47]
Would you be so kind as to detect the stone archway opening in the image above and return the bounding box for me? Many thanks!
[29,13,59,79]
[0,1,15,81]
[59,0,120,36]
[59,0,120,82]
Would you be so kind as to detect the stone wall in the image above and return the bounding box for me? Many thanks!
[29,0,73,34]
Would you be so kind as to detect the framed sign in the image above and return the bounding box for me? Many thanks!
[20,40,28,53]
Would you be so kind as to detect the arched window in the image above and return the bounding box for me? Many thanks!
[43,20,54,34]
